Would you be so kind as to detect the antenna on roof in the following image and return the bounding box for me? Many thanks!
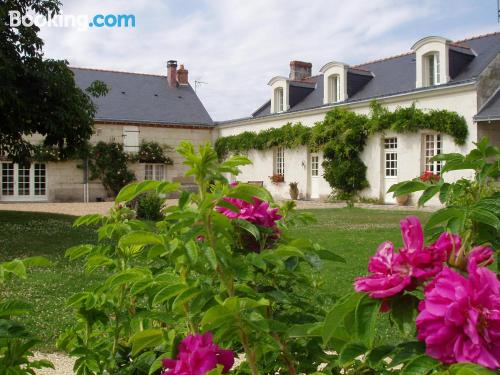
[195,80,207,92]
[498,0,500,22]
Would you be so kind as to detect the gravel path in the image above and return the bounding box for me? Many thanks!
[0,199,436,218]
[32,352,75,375]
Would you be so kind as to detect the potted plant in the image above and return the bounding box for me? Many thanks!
[269,174,284,184]
[289,182,299,200]
[396,194,409,206]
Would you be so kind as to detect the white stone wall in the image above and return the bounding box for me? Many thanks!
[218,85,480,203]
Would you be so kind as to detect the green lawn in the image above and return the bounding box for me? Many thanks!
[0,208,431,351]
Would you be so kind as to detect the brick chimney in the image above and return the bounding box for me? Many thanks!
[177,64,189,85]
[167,60,177,87]
[289,60,312,80]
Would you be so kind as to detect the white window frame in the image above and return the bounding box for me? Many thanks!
[274,88,284,113]
[311,154,319,177]
[425,52,440,86]
[327,74,340,103]
[384,138,398,178]
[1,162,47,201]
[423,134,442,174]
[274,147,285,177]
[144,164,165,181]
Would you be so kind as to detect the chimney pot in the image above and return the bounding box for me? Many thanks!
[167,60,178,87]
[177,64,189,85]
[290,60,312,80]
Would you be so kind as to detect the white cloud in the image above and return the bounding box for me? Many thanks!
[38,0,495,120]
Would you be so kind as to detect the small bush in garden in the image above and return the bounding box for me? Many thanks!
[137,192,164,221]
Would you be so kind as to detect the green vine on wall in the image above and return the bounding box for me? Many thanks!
[215,101,468,197]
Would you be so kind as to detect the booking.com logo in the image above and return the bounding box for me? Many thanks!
[9,11,136,30]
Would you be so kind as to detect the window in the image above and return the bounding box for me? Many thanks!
[274,147,285,176]
[2,163,14,196]
[327,75,340,103]
[424,134,442,173]
[145,164,165,181]
[384,138,398,177]
[1,163,46,199]
[123,126,140,152]
[34,163,46,196]
[425,52,440,86]
[311,155,319,176]
[274,88,284,113]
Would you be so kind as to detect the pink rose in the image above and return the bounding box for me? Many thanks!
[355,216,458,299]
[416,266,500,370]
[162,333,234,375]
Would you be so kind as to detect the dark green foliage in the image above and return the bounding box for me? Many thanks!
[0,0,108,163]
[132,142,174,164]
[136,192,164,221]
[323,156,368,196]
[215,102,468,197]
[88,142,135,196]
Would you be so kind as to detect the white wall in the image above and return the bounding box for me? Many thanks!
[218,85,478,204]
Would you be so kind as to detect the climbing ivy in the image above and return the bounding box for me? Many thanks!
[215,101,468,197]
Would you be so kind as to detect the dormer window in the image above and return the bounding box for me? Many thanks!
[412,36,450,88]
[327,75,341,103]
[274,87,284,113]
[320,61,348,104]
[424,52,440,86]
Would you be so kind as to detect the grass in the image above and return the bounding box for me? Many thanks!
[0,207,431,351]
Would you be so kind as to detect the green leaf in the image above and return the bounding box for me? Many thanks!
[449,363,496,375]
[469,208,500,231]
[73,214,103,227]
[387,180,426,196]
[129,328,165,356]
[156,181,181,195]
[105,269,149,289]
[367,345,395,367]
[273,245,304,258]
[85,255,114,273]
[315,249,346,263]
[339,343,367,365]
[65,244,94,260]
[355,294,380,348]
[323,293,363,345]
[119,231,164,248]
[227,183,273,203]
[0,300,33,318]
[418,185,441,207]
[287,322,323,338]
[152,284,186,306]
[400,354,440,375]
[201,305,234,328]
[21,256,52,268]
[172,287,201,312]
[426,207,464,229]
[234,219,260,240]
[390,295,418,336]
[1,259,26,279]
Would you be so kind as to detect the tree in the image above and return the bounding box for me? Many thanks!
[0,0,107,162]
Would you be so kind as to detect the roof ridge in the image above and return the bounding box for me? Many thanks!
[352,31,499,68]
[454,30,500,44]
[70,66,165,78]
[352,51,414,68]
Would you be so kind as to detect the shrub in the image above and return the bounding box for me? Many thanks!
[136,192,164,221]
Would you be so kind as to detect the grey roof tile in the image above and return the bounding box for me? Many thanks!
[249,32,500,120]
[475,89,500,121]
[71,68,213,126]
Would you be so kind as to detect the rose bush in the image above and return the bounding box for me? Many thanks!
[59,139,498,374]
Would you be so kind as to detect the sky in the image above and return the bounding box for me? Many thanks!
[38,0,500,121]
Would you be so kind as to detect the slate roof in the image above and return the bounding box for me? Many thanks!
[475,89,500,121]
[71,67,213,126]
[250,32,500,120]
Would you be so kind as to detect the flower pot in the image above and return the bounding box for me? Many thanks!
[396,194,409,206]
[289,189,299,200]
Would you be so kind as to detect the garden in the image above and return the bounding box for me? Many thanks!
[0,139,498,375]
